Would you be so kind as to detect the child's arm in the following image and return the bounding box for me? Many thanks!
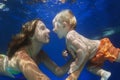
[66,39,89,80]
[66,48,89,80]
[69,46,89,73]
[66,34,89,73]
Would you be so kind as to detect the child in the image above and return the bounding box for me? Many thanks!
[52,9,120,80]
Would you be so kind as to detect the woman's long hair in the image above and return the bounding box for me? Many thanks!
[7,19,40,59]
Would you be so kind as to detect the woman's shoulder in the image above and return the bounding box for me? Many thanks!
[14,47,29,58]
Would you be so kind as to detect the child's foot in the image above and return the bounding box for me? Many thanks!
[101,71,111,80]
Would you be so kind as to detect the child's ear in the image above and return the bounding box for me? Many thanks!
[63,21,67,28]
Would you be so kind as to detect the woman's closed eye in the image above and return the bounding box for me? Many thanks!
[40,26,45,30]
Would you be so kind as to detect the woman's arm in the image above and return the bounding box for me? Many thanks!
[15,50,49,80]
[35,50,73,76]
[0,54,14,78]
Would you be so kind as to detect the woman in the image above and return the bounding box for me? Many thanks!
[0,19,72,80]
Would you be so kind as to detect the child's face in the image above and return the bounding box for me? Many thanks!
[53,20,69,39]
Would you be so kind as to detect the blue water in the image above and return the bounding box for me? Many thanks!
[0,0,120,80]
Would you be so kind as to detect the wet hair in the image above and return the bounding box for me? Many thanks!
[7,19,40,59]
[53,9,77,29]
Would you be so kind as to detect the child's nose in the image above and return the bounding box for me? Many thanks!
[53,28,57,32]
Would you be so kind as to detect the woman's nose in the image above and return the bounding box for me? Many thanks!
[47,29,50,33]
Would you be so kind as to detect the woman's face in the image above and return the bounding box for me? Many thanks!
[33,20,50,43]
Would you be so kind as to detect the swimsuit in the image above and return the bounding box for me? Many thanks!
[89,38,120,66]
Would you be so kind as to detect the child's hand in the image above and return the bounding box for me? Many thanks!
[68,62,79,74]
[62,50,68,57]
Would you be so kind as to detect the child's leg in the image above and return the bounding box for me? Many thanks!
[115,52,120,62]
[87,66,111,80]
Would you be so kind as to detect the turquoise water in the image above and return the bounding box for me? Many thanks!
[0,0,120,80]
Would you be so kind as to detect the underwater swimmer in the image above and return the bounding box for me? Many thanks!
[52,9,120,80]
[0,19,73,80]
